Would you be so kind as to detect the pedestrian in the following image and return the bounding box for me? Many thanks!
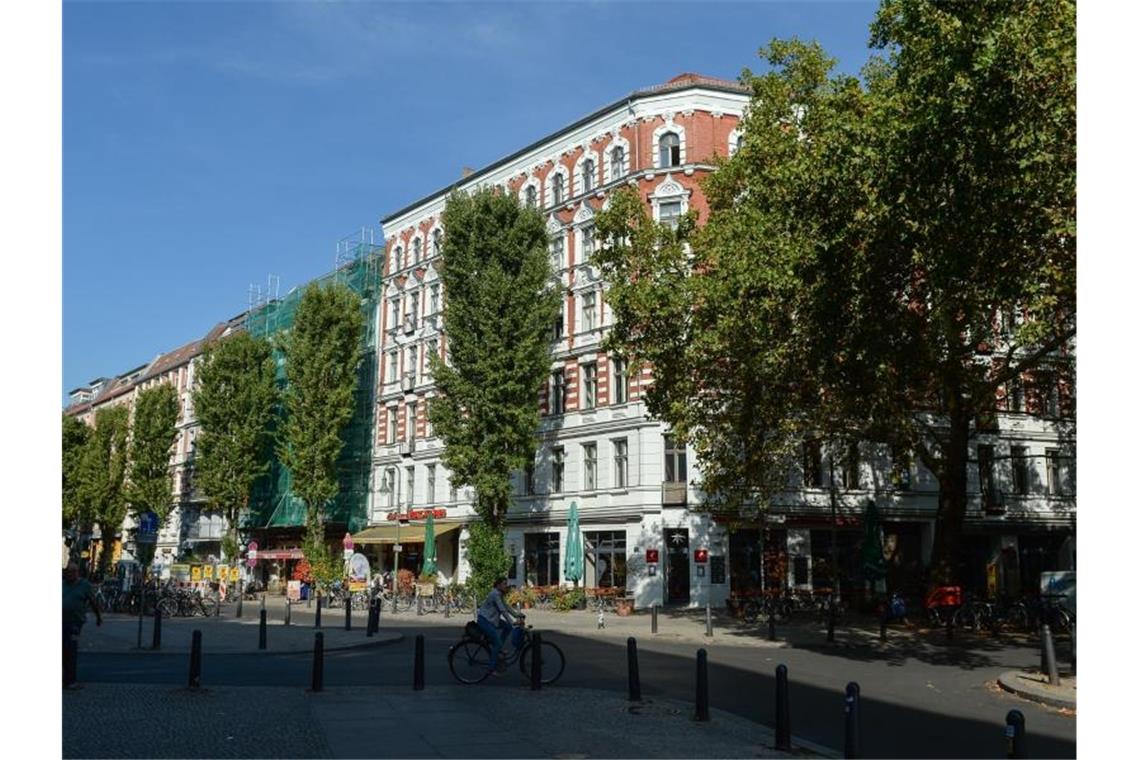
[63,561,102,689]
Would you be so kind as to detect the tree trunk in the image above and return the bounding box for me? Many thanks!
[928,395,971,590]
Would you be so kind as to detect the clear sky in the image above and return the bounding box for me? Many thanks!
[63,0,879,400]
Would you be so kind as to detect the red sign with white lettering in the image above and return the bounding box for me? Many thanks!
[386,508,447,521]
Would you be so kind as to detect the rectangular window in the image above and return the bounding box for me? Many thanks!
[407,345,418,384]
[584,531,627,589]
[802,439,823,488]
[583,442,597,490]
[408,292,419,329]
[551,447,565,493]
[551,236,564,270]
[553,307,564,342]
[407,402,417,441]
[405,465,415,506]
[387,350,398,382]
[890,447,912,490]
[524,533,560,587]
[550,370,566,415]
[664,434,688,483]
[581,226,595,258]
[430,284,440,314]
[524,458,535,496]
[1010,445,1030,495]
[427,340,438,373]
[424,399,433,438]
[386,408,397,444]
[978,444,995,504]
[613,438,628,489]
[1009,375,1025,413]
[659,200,683,229]
[611,357,628,405]
[1041,373,1060,417]
[582,291,597,331]
[1045,448,1061,496]
[450,480,458,504]
[389,299,400,331]
[384,467,397,508]
[427,464,436,504]
[842,442,860,490]
[581,362,597,410]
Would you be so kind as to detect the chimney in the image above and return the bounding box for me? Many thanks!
[461,167,476,178]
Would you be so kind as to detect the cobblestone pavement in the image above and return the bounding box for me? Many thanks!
[63,683,832,759]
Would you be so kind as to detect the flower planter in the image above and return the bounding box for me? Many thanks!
[616,597,635,617]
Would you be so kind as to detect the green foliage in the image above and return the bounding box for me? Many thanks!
[62,415,91,530]
[464,521,513,601]
[301,521,340,591]
[279,282,364,539]
[429,188,561,529]
[77,406,129,578]
[597,1,1074,586]
[193,332,279,557]
[127,384,180,523]
[552,587,585,612]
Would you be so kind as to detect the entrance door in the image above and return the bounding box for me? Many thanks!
[665,528,690,605]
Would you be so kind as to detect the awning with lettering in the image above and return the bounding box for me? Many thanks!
[352,522,463,545]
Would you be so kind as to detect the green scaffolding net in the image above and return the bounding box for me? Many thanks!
[244,237,382,534]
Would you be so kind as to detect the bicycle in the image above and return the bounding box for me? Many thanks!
[448,618,565,686]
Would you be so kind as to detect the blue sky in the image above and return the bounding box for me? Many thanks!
[63,0,879,400]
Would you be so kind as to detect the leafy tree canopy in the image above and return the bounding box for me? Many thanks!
[62,414,91,530]
[127,384,181,523]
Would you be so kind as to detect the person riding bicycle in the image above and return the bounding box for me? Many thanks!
[476,577,525,675]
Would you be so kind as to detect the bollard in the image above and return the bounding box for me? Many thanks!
[413,634,425,691]
[366,603,375,638]
[393,590,399,616]
[188,629,202,689]
[827,601,837,643]
[695,648,710,721]
[627,637,642,702]
[345,597,352,631]
[152,607,162,650]
[1041,624,1060,686]
[1070,623,1076,676]
[1005,709,1027,759]
[285,599,291,626]
[843,681,860,759]
[705,603,713,637]
[417,594,424,616]
[444,597,451,618]
[775,664,791,752]
[530,632,543,691]
[259,609,267,650]
[310,632,324,692]
[652,603,658,635]
[769,613,777,642]
[947,616,954,642]
[315,595,322,629]
[260,594,266,612]
[307,589,312,608]
[237,580,244,618]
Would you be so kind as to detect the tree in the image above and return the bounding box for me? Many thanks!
[62,414,91,532]
[279,282,364,588]
[193,332,279,560]
[127,384,180,526]
[77,405,129,578]
[596,0,1075,588]
[429,188,561,534]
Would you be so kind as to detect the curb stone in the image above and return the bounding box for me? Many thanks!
[996,670,1076,711]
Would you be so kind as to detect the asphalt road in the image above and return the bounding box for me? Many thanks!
[77,619,1076,759]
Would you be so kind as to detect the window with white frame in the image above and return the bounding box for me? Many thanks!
[583,442,598,490]
[611,356,628,404]
[431,229,442,257]
[665,434,688,484]
[427,338,438,369]
[393,246,403,271]
[659,132,681,167]
[407,401,417,441]
[427,464,436,503]
[1010,445,1030,495]
[581,362,597,409]
[387,407,397,443]
[551,447,565,492]
[405,465,415,506]
[550,369,566,414]
[384,467,397,507]
[582,291,597,331]
[613,438,628,488]
[429,283,440,314]
[424,398,433,438]
[659,200,683,229]
[581,225,595,258]
[550,234,565,270]
[408,290,419,329]
[387,350,398,382]
[581,158,595,193]
[553,304,564,342]
[610,146,625,180]
[389,297,400,331]
[412,238,421,265]
[406,345,418,384]
[525,185,537,208]
[552,173,565,205]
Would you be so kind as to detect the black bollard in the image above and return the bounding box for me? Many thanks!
[237,580,244,618]
[260,594,266,612]
[345,598,352,631]
[315,595,322,629]
[705,603,713,637]
[695,648,710,721]
[530,632,543,691]
[947,616,954,641]
[285,599,291,626]
[652,603,658,635]
[413,633,425,691]
[844,681,860,759]
[310,632,324,692]
[444,596,451,618]
[152,607,163,650]
[1041,624,1059,686]
[259,609,267,650]
[417,594,424,616]
[366,603,375,637]
[627,637,642,702]
[188,629,202,689]
[769,613,777,642]
[775,664,791,752]
[1005,709,1027,759]
[1070,622,1076,676]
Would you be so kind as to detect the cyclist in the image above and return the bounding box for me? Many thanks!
[476,577,525,675]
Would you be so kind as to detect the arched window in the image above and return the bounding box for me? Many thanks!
[659,132,681,168]
[412,238,421,265]
[581,159,595,193]
[431,229,443,256]
[552,174,565,205]
[393,246,403,270]
[610,146,625,179]
[525,185,537,208]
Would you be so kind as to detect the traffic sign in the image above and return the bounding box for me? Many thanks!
[138,511,160,534]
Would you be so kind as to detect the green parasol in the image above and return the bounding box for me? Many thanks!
[563,501,583,585]
[422,512,437,576]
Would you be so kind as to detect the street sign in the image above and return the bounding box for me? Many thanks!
[247,540,259,561]
[246,557,257,568]
[138,511,160,534]
[393,544,403,552]
[343,532,354,552]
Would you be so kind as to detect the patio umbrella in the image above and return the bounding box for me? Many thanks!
[861,499,886,585]
[421,512,438,576]
[563,501,583,586]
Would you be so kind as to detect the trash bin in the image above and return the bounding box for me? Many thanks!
[300,583,310,601]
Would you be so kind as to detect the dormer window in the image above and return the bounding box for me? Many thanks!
[581,159,595,193]
[659,132,681,168]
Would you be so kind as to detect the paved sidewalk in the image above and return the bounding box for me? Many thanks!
[63,682,836,758]
[997,670,1077,711]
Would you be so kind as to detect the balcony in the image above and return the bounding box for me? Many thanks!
[661,481,687,506]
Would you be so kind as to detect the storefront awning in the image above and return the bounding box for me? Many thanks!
[258,549,305,560]
[352,522,463,545]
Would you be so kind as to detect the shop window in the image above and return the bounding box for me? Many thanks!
[525,533,560,586]
[584,531,626,588]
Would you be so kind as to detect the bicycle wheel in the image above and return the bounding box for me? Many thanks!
[449,638,493,684]
[519,640,566,685]
[157,598,178,619]
[952,604,978,631]
[742,601,760,625]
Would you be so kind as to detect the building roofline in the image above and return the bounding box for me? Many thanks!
[380,78,748,226]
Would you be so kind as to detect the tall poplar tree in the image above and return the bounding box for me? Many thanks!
[429,188,560,594]
[78,405,129,578]
[63,414,91,532]
[193,332,279,560]
[127,384,181,526]
[279,282,363,586]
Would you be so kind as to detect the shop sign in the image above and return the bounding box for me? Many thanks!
[190,565,202,582]
[386,508,447,521]
[203,565,214,580]
[694,548,709,563]
[645,549,659,564]
[348,580,367,592]
[229,566,241,582]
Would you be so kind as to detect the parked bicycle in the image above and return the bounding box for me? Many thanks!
[448,618,565,685]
